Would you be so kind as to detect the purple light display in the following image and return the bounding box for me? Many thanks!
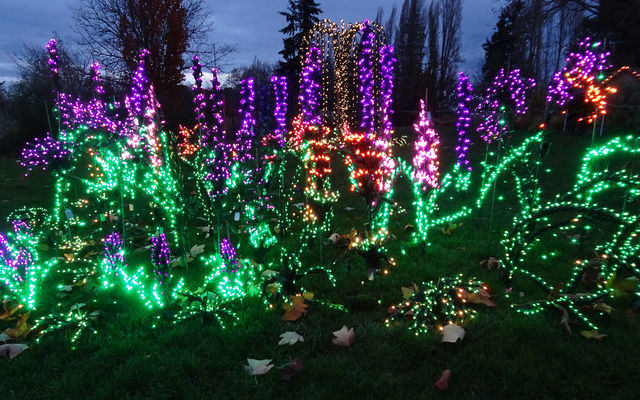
[123,49,162,166]
[191,56,207,126]
[220,238,240,273]
[299,46,323,126]
[151,233,171,283]
[20,133,72,175]
[0,221,34,282]
[234,78,256,161]
[269,75,288,148]
[476,68,535,144]
[455,72,473,172]
[358,21,376,138]
[413,99,440,190]
[378,44,396,143]
[46,39,59,77]
[207,68,225,146]
[546,37,611,107]
[90,62,105,96]
[104,232,125,273]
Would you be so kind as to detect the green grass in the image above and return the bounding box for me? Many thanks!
[0,130,639,400]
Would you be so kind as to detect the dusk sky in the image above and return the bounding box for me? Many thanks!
[0,0,503,82]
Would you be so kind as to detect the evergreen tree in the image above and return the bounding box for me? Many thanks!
[278,0,323,83]
[394,0,427,121]
[480,0,527,84]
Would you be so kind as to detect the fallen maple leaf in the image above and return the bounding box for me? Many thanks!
[244,358,274,375]
[463,289,495,307]
[281,355,304,381]
[0,343,28,360]
[332,325,355,347]
[278,331,304,346]
[5,312,31,340]
[435,369,452,391]
[282,296,308,321]
[580,330,607,341]
[441,323,465,343]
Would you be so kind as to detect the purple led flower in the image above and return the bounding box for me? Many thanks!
[413,99,440,190]
[546,37,611,107]
[90,62,105,95]
[378,44,396,143]
[268,75,288,148]
[220,238,240,273]
[151,233,171,283]
[455,72,473,172]
[477,68,535,143]
[359,21,377,138]
[234,78,256,161]
[46,39,59,77]
[20,133,72,175]
[104,232,125,272]
[299,46,323,126]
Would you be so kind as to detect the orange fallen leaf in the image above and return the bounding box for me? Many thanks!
[282,296,308,321]
[463,289,495,307]
[0,300,22,321]
[5,312,31,340]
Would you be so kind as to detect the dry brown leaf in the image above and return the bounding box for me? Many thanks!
[462,288,495,307]
[580,330,607,341]
[282,296,308,321]
[5,312,32,340]
[435,369,452,391]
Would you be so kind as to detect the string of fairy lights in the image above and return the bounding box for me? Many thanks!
[0,25,637,346]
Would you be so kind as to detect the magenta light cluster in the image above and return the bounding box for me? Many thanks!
[476,68,535,144]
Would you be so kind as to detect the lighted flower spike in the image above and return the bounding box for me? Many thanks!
[89,62,105,95]
[413,99,440,190]
[476,68,535,143]
[455,72,473,174]
[233,78,256,162]
[547,37,613,124]
[123,49,163,166]
[359,21,377,137]
[299,46,323,126]
[45,38,59,78]
[191,56,207,126]
[378,43,396,143]
[220,238,240,273]
[0,221,57,310]
[101,232,125,288]
[20,133,72,176]
[151,233,171,285]
[263,75,287,149]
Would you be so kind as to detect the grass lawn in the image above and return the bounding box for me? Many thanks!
[0,128,638,400]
